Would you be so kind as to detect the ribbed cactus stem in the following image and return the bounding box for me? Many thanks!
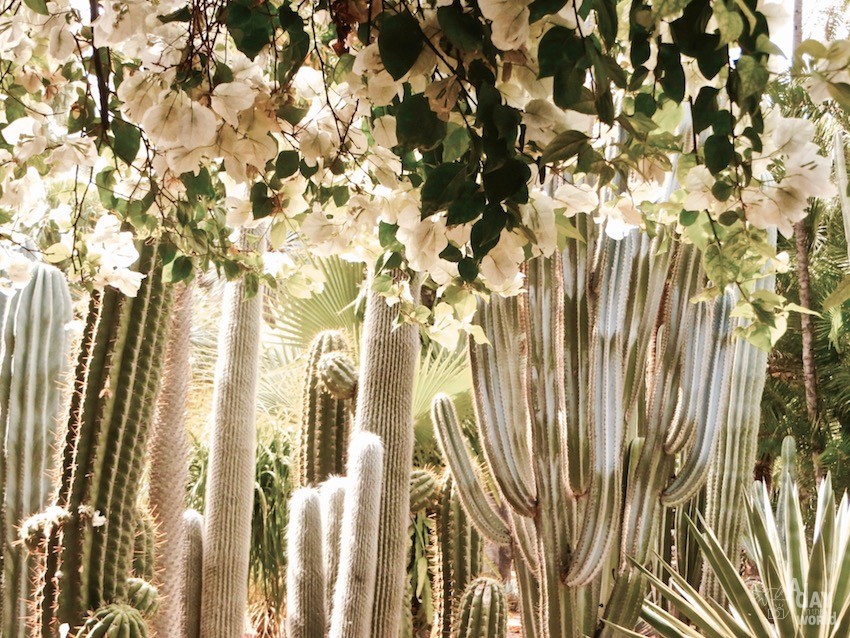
[319,351,358,400]
[200,230,265,638]
[409,468,438,514]
[298,331,353,486]
[287,488,326,638]
[328,432,384,638]
[179,510,203,638]
[433,473,483,638]
[320,477,347,611]
[0,263,72,638]
[352,272,420,638]
[132,508,156,582]
[79,603,148,637]
[148,282,193,638]
[454,578,507,638]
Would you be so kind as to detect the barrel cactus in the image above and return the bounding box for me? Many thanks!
[318,350,358,400]
[79,604,148,638]
[126,578,159,617]
[453,578,507,638]
[409,467,439,514]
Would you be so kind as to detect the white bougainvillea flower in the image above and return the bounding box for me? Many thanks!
[49,135,99,171]
[211,81,255,127]
[371,115,398,149]
[521,190,557,257]
[479,230,526,294]
[479,0,532,51]
[553,181,599,216]
[397,213,449,273]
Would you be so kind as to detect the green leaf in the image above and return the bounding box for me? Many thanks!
[421,163,467,215]
[396,94,446,150]
[163,255,194,283]
[111,118,141,165]
[458,257,478,282]
[704,135,734,174]
[735,55,769,101]
[442,123,471,162]
[437,6,483,52]
[827,82,850,113]
[540,130,590,164]
[251,182,275,219]
[378,12,424,80]
[657,44,685,102]
[652,0,688,19]
[692,86,719,133]
[823,274,850,309]
[594,0,617,48]
[275,150,300,179]
[538,26,583,78]
[23,0,48,15]
[223,0,275,60]
[483,158,531,202]
[714,0,744,45]
[158,5,191,23]
[528,0,567,22]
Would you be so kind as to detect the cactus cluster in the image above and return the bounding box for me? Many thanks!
[0,263,72,638]
[432,221,773,637]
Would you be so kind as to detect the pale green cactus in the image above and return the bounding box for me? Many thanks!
[79,603,148,638]
[432,222,766,637]
[453,578,507,638]
[410,467,439,514]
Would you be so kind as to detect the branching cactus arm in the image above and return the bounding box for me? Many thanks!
[286,488,326,638]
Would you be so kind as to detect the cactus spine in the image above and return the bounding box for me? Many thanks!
[432,473,483,638]
[298,331,353,486]
[148,282,193,638]
[36,241,173,635]
[179,509,203,638]
[287,488,326,638]
[353,271,420,638]
[200,230,265,638]
[0,263,72,638]
[433,221,756,637]
[453,578,507,638]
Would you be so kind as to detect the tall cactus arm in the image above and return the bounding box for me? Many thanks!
[470,295,536,516]
[566,235,633,587]
[431,395,511,545]
[328,432,384,638]
[179,510,203,638]
[508,509,539,576]
[200,231,265,638]
[662,295,735,507]
[351,272,420,638]
[320,476,347,614]
[148,283,193,638]
[286,488,326,638]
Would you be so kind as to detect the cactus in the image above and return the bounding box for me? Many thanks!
[148,282,193,638]
[132,508,156,583]
[432,222,762,637]
[33,241,173,635]
[178,510,203,638]
[126,578,159,616]
[79,603,148,637]
[0,263,72,638]
[200,229,266,638]
[286,488,326,638]
[409,467,439,514]
[298,331,354,487]
[328,432,385,638]
[320,477,346,612]
[353,271,420,638]
[319,350,358,400]
[453,578,507,638]
[432,473,483,638]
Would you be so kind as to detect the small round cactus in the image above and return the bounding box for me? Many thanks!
[79,604,148,637]
[318,350,358,400]
[454,578,507,638]
[126,578,160,617]
[409,468,439,513]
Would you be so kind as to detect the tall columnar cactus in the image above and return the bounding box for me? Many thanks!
[132,508,156,583]
[287,488,326,638]
[453,578,507,638]
[0,263,72,638]
[433,218,759,638]
[179,510,203,638]
[148,282,193,638]
[353,271,420,638]
[34,241,173,635]
[432,473,483,638]
[320,477,346,613]
[284,432,384,638]
[298,331,354,487]
[200,230,265,638]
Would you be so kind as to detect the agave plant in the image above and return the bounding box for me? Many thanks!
[633,437,850,638]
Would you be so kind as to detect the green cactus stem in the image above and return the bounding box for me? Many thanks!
[409,468,439,514]
[298,331,353,487]
[0,263,72,638]
[126,578,159,617]
[36,240,173,635]
[132,508,156,583]
[319,350,358,400]
[286,488,326,638]
[432,472,483,638]
[453,578,507,638]
[79,603,148,638]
